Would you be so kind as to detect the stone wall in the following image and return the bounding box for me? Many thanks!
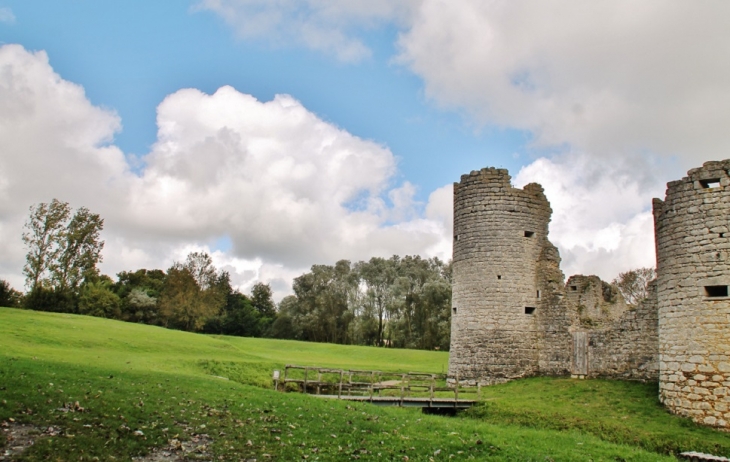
[654,160,730,429]
[584,281,659,380]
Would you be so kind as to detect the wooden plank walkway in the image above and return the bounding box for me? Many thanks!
[312,395,477,409]
[273,365,479,410]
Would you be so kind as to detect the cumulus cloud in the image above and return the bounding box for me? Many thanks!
[0,7,15,24]
[514,154,671,280]
[395,0,730,165]
[0,44,450,299]
[201,0,730,279]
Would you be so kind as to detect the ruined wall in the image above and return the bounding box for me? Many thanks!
[584,281,659,380]
[449,168,552,383]
[654,160,730,429]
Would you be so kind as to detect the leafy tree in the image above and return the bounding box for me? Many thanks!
[125,288,159,323]
[251,282,276,318]
[22,199,104,312]
[355,257,397,346]
[0,280,22,307]
[22,199,70,291]
[158,252,226,331]
[612,267,656,305]
[53,207,104,293]
[78,281,122,318]
[268,295,301,339]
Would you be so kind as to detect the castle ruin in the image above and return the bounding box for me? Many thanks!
[449,161,730,429]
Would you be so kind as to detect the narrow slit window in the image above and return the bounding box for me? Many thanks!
[524,231,535,237]
[700,179,721,189]
[452,307,457,314]
[524,307,536,315]
[454,234,460,241]
[705,285,729,298]
[537,290,541,299]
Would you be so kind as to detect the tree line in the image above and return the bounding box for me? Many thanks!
[0,199,452,351]
[0,199,656,351]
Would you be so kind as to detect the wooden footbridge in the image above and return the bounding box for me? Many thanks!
[273,365,479,411]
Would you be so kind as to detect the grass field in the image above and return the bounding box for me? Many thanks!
[1,307,728,461]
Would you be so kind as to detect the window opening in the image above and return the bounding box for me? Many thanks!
[454,235,459,241]
[452,307,457,314]
[700,179,721,189]
[537,290,541,299]
[721,233,725,238]
[705,285,729,298]
[524,307,536,315]
[497,275,502,280]
[524,231,535,237]
[570,285,577,291]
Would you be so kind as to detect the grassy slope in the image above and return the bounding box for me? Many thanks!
[0,307,719,461]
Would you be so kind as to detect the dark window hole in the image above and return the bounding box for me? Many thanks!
[454,235,459,241]
[700,179,721,189]
[570,285,577,291]
[537,290,541,299]
[705,285,729,298]
[524,231,535,237]
[497,275,502,280]
[525,307,536,315]
[452,307,457,314]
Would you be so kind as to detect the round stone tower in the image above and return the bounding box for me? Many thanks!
[449,168,553,383]
[654,160,730,429]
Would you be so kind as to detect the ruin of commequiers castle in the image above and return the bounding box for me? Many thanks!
[449,160,730,429]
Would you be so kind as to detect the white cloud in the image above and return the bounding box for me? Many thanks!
[396,0,730,166]
[0,7,15,24]
[514,154,666,280]
[195,0,419,62]
[0,44,451,297]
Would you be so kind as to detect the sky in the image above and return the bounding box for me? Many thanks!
[1,1,729,300]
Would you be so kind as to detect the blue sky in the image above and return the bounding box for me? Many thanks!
[1,1,728,297]
[0,1,527,200]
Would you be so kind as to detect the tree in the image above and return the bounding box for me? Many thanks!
[115,268,166,323]
[355,257,397,347]
[612,267,656,305]
[22,199,70,291]
[251,282,276,318]
[22,199,104,312]
[0,280,22,307]
[53,207,104,293]
[158,252,226,331]
[78,280,122,319]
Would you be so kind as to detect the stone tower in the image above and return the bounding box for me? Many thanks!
[449,168,557,383]
[654,160,730,429]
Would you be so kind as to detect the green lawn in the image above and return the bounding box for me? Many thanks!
[0,307,725,460]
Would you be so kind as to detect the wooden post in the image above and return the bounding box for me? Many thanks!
[369,371,374,400]
[338,370,343,398]
[317,370,322,395]
[477,383,482,400]
[429,374,434,406]
[304,367,308,394]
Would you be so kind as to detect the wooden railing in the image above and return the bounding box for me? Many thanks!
[274,364,481,402]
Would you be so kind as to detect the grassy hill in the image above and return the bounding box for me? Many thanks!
[1,307,728,461]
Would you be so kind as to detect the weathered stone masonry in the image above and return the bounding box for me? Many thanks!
[654,160,730,428]
[449,167,658,386]
[450,160,730,429]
